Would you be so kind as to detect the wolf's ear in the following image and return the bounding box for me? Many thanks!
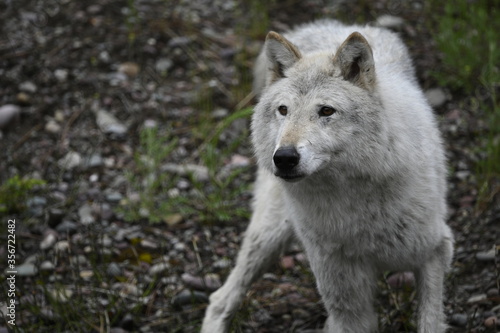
[334,32,376,90]
[265,31,302,81]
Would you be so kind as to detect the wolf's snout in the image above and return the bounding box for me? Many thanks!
[273,146,300,171]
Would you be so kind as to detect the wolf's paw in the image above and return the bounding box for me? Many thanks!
[200,287,244,333]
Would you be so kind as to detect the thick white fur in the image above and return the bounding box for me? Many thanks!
[201,20,453,333]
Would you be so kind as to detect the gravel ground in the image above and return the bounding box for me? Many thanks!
[0,0,498,332]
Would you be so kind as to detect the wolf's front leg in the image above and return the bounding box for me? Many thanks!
[307,249,378,333]
[201,174,294,333]
[416,235,453,333]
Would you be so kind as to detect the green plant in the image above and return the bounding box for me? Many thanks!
[119,126,185,223]
[125,0,140,45]
[430,0,500,202]
[120,105,253,225]
[194,106,253,223]
[0,175,46,214]
[431,1,499,93]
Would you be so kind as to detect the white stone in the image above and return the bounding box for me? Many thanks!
[58,151,82,170]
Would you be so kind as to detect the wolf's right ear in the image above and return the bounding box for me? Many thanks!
[334,32,376,91]
[264,31,302,82]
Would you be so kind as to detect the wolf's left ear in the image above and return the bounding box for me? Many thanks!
[265,31,302,82]
[334,32,376,91]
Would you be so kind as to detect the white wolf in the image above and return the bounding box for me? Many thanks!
[201,20,454,333]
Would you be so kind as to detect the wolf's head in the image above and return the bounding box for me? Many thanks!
[251,31,387,182]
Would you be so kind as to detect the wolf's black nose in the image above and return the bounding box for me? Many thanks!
[273,146,300,171]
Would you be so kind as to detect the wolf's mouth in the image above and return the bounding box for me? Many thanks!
[275,172,305,182]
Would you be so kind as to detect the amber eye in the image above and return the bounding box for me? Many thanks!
[278,105,288,116]
[319,106,336,117]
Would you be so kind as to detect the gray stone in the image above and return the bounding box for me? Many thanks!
[171,289,208,308]
[45,119,61,134]
[40,260,55,271]
[449,313,468,327]
[16,262,38,277]
[386,271,415,289]
[155,58,173,73]
[78,204,95,225]
[55,220,78,234]
[149,262,171,275]
[87,153,103,168]
[27,196,47,207]
[0,104,20,129]
[95,109,127,136]
[54,240,70,252]
[54,69,69,82]
[212,108,229,119]
[107,262,122,277]
[467,293,487,303]
[58,151,82,170]
[70,255,88,266]
[476,248,496,261]
[213,258,232,269]
[111,282,140,296]
[40,231,57,250]
[162,163,209,182]
[105,191,123,202]
[181,273,221,291]
[19,81,37,93]
[425,88,447,108]
[455,170,470,181]
[376,15,405,29]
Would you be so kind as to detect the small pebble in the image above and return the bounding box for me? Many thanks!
[476,248,496,262]
[449,313,468,327]
[70,255,88,266]
[15,262,38,277]
[107,262,122,277]
[0,104,20,129]
[39,261,55,271]
[80,270,94,279]
[165,213,183,226]
[171,289,208,309]
[213,258,232,269]
[149,262,170,275]
[54,240,70,252]
[49,288,73,302]
[55,220,78,234]
[487,288,499,297]
[425,88,447,108]
[87,154,104,168]
[280,256,295,269]
[40,230,58,250]
[386,271,415,289]
[118,62,140,77]
[17,92,30,104]
[105,191,123,202]
[54,69,68,82]
[484,316,498,328]
[181,273,221,291]
[58,151,82,170]
[19,81,37,93]
[376,15,405,29]
[78,204,95,225]
[467,293,487,304]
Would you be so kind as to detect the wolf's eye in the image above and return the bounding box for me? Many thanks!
[319,106,336,117]
[278,105,288,116]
